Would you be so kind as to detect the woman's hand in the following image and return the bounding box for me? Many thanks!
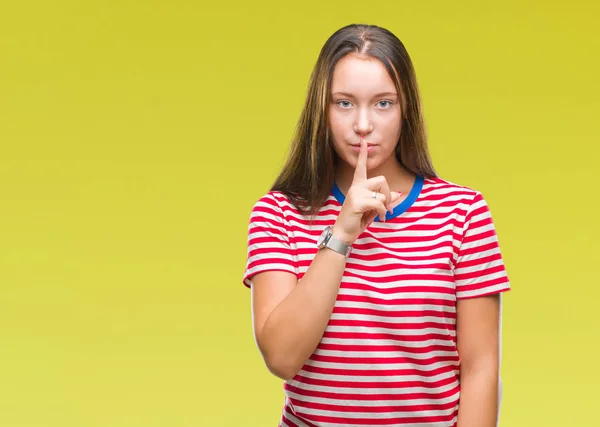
[332,136,402,244]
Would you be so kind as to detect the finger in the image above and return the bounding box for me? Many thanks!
[380,180,392,213]
[363,210,379,227]
[352,135,368,184]
[358,199,388,223]
[390,191,402,204]
[362,191,402,222]
[366,191,387,206]
[365,176,392,212]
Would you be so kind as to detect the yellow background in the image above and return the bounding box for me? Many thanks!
[1,1,598,426]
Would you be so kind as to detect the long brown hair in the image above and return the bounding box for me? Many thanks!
[271,24,437,216]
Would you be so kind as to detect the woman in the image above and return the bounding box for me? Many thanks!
[242,23,510,427]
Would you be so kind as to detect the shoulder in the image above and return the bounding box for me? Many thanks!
[250,190,303,212]
[247,191,299,224]
[422,177,491,215]
[423,176,482,199]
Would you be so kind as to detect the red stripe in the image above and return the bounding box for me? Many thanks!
[283,404,319,427]
[457,276,510,292]
[281,412,300,427]
[301,363,459,378]
[344,260,452,272]
[285,382,460,401]
[335,294,455,307]
[288,395,459,413]
[455,251,503,269]
[309,353,459,365]
[454,263,506,281]
[351,239,456,253]
[340,282,455,295]
[322,331,456,343]
[327,319,455,331]
[332,306,456,320]
[247,236,291,247]
[342,272,454,284]
[461,227,496,245]
[317,342,457,354]
[456,241,499,257]
[246,257,296,271]
[296,248,455,263]
[292,373,458,390]
[289,408,458,425]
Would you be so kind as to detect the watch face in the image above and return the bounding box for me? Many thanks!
[317,226,331,247]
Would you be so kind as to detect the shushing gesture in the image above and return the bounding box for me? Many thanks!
[332,136,402,245]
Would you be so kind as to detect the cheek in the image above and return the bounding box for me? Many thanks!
[328,111,345,134]
[384,112,402,133]
[328,111,347,147]
[380,114,402,146]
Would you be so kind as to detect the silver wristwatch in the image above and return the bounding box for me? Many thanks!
[317,226,352,257]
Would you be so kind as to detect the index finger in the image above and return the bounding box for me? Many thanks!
[352,136,368,183]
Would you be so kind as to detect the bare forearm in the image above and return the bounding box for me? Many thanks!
[457,363,499,427]
[258,248,346,380]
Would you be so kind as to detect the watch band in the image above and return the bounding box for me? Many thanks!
[318,226,352,257]
[326,234,352,257]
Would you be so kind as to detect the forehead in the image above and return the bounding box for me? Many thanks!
[330,53,397,95]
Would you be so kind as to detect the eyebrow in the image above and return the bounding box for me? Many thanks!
[331,91,398,98]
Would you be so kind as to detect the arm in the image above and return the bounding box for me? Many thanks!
[452,191,510,425]
[248,137,398,380]
[456,294,501,427]
[251,246,347,381]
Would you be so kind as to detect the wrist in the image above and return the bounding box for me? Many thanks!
[317,225,353,258]
[331,225,354,246]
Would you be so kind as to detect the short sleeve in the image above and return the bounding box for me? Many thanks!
[453,192,511,299]
[242,193,298,288]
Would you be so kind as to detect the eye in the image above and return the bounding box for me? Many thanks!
[335,100,353,108]
[378,100,393,108]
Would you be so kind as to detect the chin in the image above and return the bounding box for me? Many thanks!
[355,155,381,170]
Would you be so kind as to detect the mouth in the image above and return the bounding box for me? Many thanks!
[350,142,377,148]
[350,143,378,153]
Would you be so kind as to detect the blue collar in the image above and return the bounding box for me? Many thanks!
[331,175,424,221]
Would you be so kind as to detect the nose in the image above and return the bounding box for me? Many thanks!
[353,108,373,136]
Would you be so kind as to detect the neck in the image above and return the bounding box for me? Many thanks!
[335,155,417,196]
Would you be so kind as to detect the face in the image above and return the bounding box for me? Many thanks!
[328,52,402,175]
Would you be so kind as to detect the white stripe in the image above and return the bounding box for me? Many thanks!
[320,336,455,347]
[334,301,455,313]
[297,368,458,384]
[286,388,460,407]
[329,313,455,325]
[288,379,460,396]
[305,359,459,372]
[454,258,505,276]
[457,283,509,298]
[245,263,295,275]
[456,269,509,287]
[293,404,457,420]
[337,289,457,301]
[325,325,457,336]
[313,349,458,360]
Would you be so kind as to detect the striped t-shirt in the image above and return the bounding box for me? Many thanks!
[243,176,511,427]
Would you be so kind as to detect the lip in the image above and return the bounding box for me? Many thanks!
[350,143,378,152]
